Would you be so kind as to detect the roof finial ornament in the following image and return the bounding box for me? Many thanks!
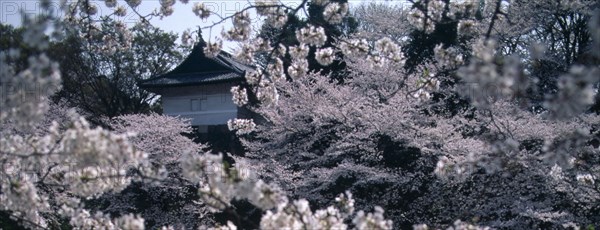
[197,26,205,44]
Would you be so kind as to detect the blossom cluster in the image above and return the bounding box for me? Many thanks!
[204,39,223,58]
[178,149,395,230]
[193,3,211,19]
[457,19,478,36]
[221,10,252,42]
[323,2,349,24]
[1,114,156,227]
[256,0,288,28]
[4,0,600,229]
[414,220,490,230]
[448,1,479,19]
[110,113,205,164]
[338,38,369,58]
[434,44,464,68]
[159,0,176,16]
[544,66,599,119]
[289,43,309,59]
[230,86,249,106]
[227,118,257,135]
[374,37,405,64]
[315,47,335,66]
[296,25,328,47]
[184,0,408,107]
[407,0,446,33]
[413,81,439,101]
[0,53,61,129]
[100,21,133,55]
[289,60,310,79]
[457,39,528,108]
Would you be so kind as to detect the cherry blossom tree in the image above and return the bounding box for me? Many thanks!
[2,0,600,229]
[352,3,412,42]
[231,0,600,228]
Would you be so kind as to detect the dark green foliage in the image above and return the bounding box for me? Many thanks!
[526,58,566,111]
[403,20,459,72]
[214,200,262,230]
[0,211,24,230]
[402,0,476,73]
[47,20,185,124]
[0,24,46,72]
[377,134,422,169]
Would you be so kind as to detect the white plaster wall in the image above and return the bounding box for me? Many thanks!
[161,84,238,125]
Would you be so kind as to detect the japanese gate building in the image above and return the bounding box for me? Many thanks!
[140,38,252,133]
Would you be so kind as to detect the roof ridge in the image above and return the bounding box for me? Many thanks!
[160,70,236,76]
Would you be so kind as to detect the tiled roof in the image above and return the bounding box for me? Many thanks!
[140,41,252,88]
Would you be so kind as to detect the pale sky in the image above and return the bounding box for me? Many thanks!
[0,0,409,51]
